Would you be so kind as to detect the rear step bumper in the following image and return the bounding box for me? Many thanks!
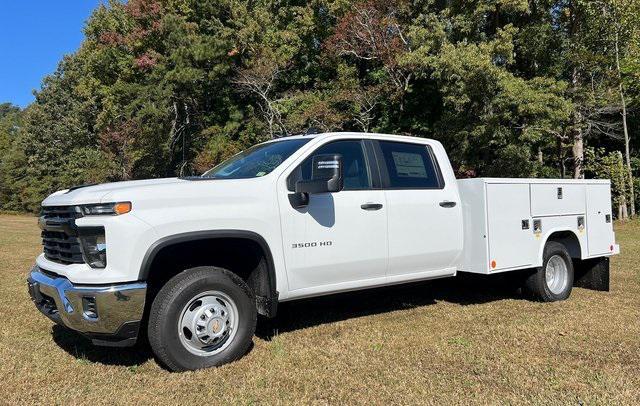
[27,265,147,347]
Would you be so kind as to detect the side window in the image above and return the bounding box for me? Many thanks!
[287,140,371,191]
[378,141,442,189]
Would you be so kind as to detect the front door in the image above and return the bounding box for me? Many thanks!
[278,139,388,295]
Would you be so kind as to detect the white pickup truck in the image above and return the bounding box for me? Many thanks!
[28,132,619,371]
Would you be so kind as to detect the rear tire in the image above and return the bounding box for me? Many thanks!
[148,266,257,372]
[524,241,574,302]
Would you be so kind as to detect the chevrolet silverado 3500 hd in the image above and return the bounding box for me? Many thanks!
[28,132,619,371]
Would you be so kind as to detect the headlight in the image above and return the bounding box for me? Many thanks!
[80,202,131,216]
[78,227,107,268]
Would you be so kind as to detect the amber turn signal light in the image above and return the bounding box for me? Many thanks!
[114,202,132,215]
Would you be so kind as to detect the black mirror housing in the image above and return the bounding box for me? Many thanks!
[295,154,344,195]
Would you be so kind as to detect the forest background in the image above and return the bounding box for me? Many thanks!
[1,0,638,217]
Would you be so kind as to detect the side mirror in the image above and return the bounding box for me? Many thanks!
[289,154,343,207]
[296,154,343,194]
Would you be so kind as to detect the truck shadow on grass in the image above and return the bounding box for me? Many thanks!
[256,272,526,341]
[51,324,153,367]
[51,272,525,366]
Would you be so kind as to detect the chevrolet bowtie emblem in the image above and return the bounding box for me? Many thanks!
[211,320,221,333]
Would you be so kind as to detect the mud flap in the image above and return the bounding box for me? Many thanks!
[256,294,278,318]
[574,257,610,292]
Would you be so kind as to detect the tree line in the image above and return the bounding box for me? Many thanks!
[0,0,638,215]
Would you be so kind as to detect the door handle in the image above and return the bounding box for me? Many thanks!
[361,203,383,211]
[439,201,457,208]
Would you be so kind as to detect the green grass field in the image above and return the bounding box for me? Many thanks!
[1,214,639,404]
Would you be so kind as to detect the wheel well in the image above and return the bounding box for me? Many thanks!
[143,235,277,317]
[546,231,582,259]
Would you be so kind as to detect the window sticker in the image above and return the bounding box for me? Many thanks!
[391,152,428,178]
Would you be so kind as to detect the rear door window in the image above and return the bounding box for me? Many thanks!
[378,141,443,189]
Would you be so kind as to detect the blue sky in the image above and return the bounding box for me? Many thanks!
[0,1,103,108]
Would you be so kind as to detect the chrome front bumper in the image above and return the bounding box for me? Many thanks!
[27,266,147,347]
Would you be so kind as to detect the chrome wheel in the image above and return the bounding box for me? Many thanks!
[545,255,569,295]
[177,291,239,356]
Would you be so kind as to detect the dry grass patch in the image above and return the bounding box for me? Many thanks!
[0,214,639,404]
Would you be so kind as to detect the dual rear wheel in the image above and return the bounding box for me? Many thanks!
[524,241,574,302]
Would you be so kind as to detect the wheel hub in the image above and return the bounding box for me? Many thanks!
[209,318,223,335]
[545,254,568,295]
[178,291,239,356]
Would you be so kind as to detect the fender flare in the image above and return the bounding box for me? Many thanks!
[138,230,277,298]
[537,228,584,265]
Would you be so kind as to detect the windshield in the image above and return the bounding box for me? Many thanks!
[202,138,311,179]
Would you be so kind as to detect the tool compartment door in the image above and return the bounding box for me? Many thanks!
[486,183,535,271]
[586,183,614,256]
[530,184,585,217]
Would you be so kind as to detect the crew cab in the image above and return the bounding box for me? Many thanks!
[27,132,619,371]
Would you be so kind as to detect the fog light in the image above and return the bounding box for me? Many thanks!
[82,296,98,319]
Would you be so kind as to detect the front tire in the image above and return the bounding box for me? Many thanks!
[148,266,257,372]
[524,241,574,302]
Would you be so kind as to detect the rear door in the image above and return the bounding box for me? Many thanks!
[375,140,463,279]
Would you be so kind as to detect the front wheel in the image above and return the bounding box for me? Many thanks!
[524,241,574,302]
[148,266,257,371]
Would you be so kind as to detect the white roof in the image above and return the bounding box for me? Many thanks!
[266,131,433,143]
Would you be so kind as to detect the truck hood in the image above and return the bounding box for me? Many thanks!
[42,178,189,206]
